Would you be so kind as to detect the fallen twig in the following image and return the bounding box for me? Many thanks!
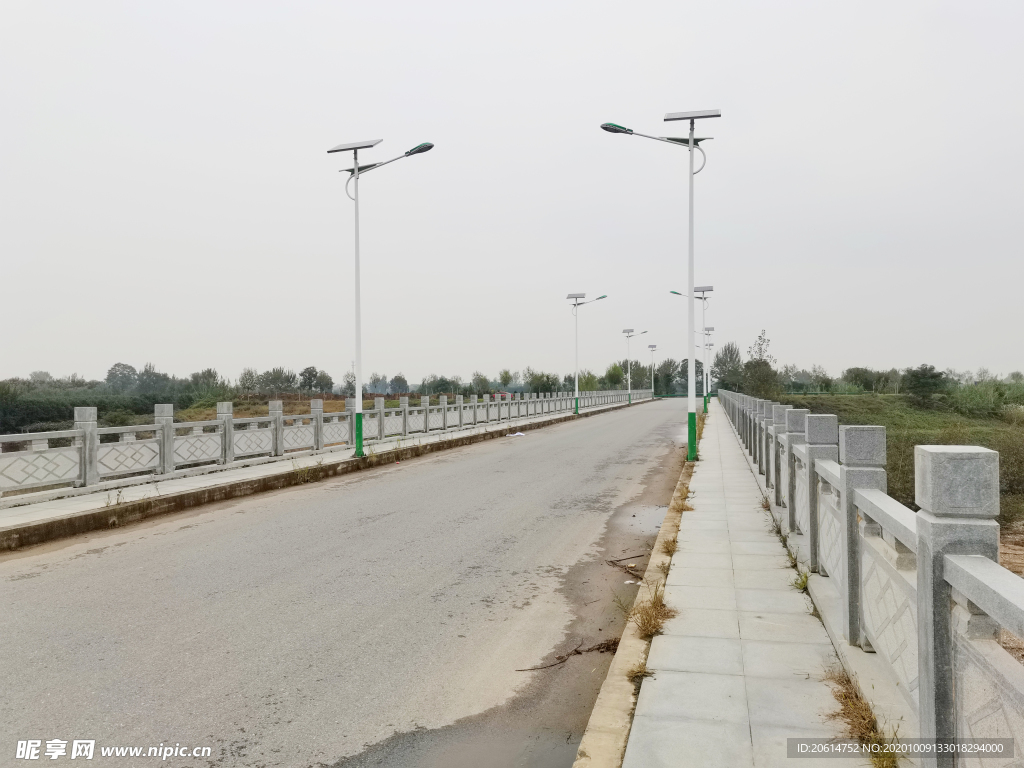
[515,639,619,671]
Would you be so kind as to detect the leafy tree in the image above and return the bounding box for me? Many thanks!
[340,370,356,397]
[190,368,222,388]
[742,359,781,399]
[562,373,575,392]
[238,367,259,395]
[135,363,172,394]
[313,371,334,394]
[578,369,599,391]
[29,371,53,384]
[842,367,878,392]
[471,371,490,394]
[655,359,679,395]
[711,343,743,391]
[299,366,319,392]
[604,363,624,389]
[747,330,776,365]
[389,373,409,394]
[259,367,298,395]
[367,372,389,394]
[1009,371,1024,383]
[498,369,514,389]
[810,365,833,392]
[904,364,946,403]
[106,363,138,393]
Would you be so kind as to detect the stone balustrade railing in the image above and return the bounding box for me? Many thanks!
[720,389,1023,766]
[0,389,651,500]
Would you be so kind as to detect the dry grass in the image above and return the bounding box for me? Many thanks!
[760,492,772,512]
[628,580,678,639]
[822,663,902,768]
[626,660,654,685]
[791,570,809,593]
[660,537,678,556]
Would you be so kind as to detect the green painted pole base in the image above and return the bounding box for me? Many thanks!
[628,393,632,405]
[353,412,365,458]
[574,397,579,415]
[687,411,698,461]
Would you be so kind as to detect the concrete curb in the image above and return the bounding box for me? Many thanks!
[0,399,653,552]
[572,458,694,768]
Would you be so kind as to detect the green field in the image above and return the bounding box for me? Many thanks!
[779,395,1024,528]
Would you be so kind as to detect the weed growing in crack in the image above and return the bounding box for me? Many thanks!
[791,570,809,593]
[660,537,678,557]
[822,662,903,767]
[628,581,678,639]
[626,660,654,686]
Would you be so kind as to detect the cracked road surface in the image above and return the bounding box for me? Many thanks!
[1,399,688,767]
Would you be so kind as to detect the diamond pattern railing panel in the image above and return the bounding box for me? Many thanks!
[955,631,1024,750]
[0,447,80,491]
[174,433,221,465]
[233,429,273,456]
[283,425,314,451]
[322,420,349,445]
[97,440,160,476]
[384,414,404,436]
[408,411,426,432]
[818,490,843,590]
[428,409,443,430]
[861,542,919,709]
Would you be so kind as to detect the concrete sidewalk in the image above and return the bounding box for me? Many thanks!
[621,401,865,768]
[1,399,640,551]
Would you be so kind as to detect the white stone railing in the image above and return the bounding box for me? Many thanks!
[720,389,1023,764]
[0,389,651,501]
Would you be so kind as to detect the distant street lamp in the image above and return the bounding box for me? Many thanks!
[568,293,607,414]
[602,108,721,459]
[703,326,715,411]
[623,329,647,403]
[669,286,713,409]
[328,138,434,457]
[648,344,657,395]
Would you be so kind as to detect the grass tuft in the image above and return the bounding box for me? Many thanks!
[626,660,654,685]
[660,537,678,556]
[628,580,678,639]
[822,663,903,768]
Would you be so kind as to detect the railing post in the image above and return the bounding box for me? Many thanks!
[73,407,99,487]
[915,446,1000,765]
[803,414,838,572]
[154,404,175,475]
[770,405,792,503]
[421,393,430,431]
[269,400,284,456]
[785,409,810,531]
[837,426,887,647]
[311,399,324,450]
[217,402,234,464]
[439,395,448,431]
[400,396,409,435]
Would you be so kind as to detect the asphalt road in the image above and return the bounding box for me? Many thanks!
[1,399,688,767]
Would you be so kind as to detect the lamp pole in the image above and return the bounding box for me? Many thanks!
[568,293,607,415]
[623,329,646,403]
[649,344,657,395]
[328,138,434,457]
[600,108,720,459]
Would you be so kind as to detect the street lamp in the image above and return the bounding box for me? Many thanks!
[328,138,434,457]
[623,329,647,403]
[670,287,713,409]
[648,344,657,396]
[703,326,715,411]
[568,293,607,414]
[602,108,721,459]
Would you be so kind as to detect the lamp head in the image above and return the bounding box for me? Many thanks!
[596,295,607,300]
[669,290,683,296]
[601,123,633,135]
[405,142,434,156]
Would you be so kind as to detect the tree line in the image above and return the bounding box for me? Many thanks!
[711,330,1024,420]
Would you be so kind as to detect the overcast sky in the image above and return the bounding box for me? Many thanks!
[2,1,1022,385]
